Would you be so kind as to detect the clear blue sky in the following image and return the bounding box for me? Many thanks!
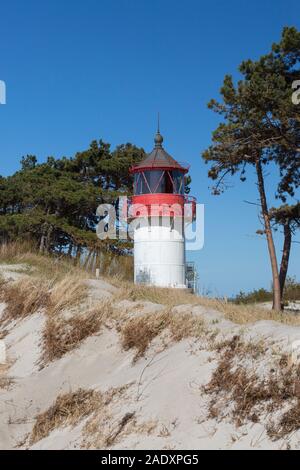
[0,0,299,296]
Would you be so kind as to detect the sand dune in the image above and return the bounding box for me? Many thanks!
[1,264,300,450]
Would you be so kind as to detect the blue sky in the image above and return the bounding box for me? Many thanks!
[0,0,299,296]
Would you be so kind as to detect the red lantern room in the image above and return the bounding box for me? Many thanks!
[129,129,196,219]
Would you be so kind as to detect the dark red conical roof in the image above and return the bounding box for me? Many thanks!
[131,131,188,173]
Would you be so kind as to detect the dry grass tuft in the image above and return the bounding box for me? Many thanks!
[0,329,8,340]
[117,283,300,326]
[213,334,266,358]
[0,275,87,322]
[84,407,160,448]
[118,284,198,307]
[204,335,300,438]
[104,412,136,447]
[0,376,14,390]
[0,268,91,363]
[0,241,35,261]
[0,274,6,289]
[268,401,300,440]
[82,384,156,449]
[169,312,205,341]
[47,276,87,315]
[30,388,102,445]
[0,245,117,363]
[197,297,300,326]
[0,241,88,282]
[43,301,113,362]
[30,384,133,447]
[98,253,133,281]
[121,309,204,361]
[121,310,170,361]
[0,364,14,390]
[0,277,50,320]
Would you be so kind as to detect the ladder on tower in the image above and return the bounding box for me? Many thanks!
[185,262,198,294]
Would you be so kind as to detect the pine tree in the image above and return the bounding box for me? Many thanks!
[203,27,300,310]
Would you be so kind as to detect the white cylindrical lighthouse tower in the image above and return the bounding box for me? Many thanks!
[129,129,196,288]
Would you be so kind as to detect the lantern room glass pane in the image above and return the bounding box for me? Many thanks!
[134,170,185,195]
[146,170,165,193]
[134,173,150,194]
[172,170,185,195]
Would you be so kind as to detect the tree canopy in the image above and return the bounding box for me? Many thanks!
[202,26,300,310]
[0,140,146,257]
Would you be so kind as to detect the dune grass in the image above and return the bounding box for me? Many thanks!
[2,243,300,445]
[0,241,88,282]
[43,300,114,362]
[29,388,103,445]
[2,241,299,326]
[121,308,205,361]
[193,296,300,325]
[0,277,51,320]
[1,241,300,369]
[116,282,300,326]
[30,385,133,447]
[0,275,87,321]
[204,335,300,440]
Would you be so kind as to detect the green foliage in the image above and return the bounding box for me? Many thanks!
[233,288,273,304]
[0,139,146,262]
[284,276,300,302]
[203,27,300,309]
[21,155,37,170]
[270,203,300,229]
[233,277,300,304]
[203,26,300,199]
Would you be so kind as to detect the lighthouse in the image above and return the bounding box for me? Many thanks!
[129,128,196,289]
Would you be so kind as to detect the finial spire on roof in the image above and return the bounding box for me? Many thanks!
[154,112,163,148]
[130,120,188,173]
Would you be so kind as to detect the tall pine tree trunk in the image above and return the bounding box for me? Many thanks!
[67,242,73,257]
[39,233,46,253]
[255,158,281,311]
[75,244,82,266]
[83,249,92,270]
[39,223,47,253]
[45,224,53,253]
[279,222,292,300]
[39,209,50,253]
